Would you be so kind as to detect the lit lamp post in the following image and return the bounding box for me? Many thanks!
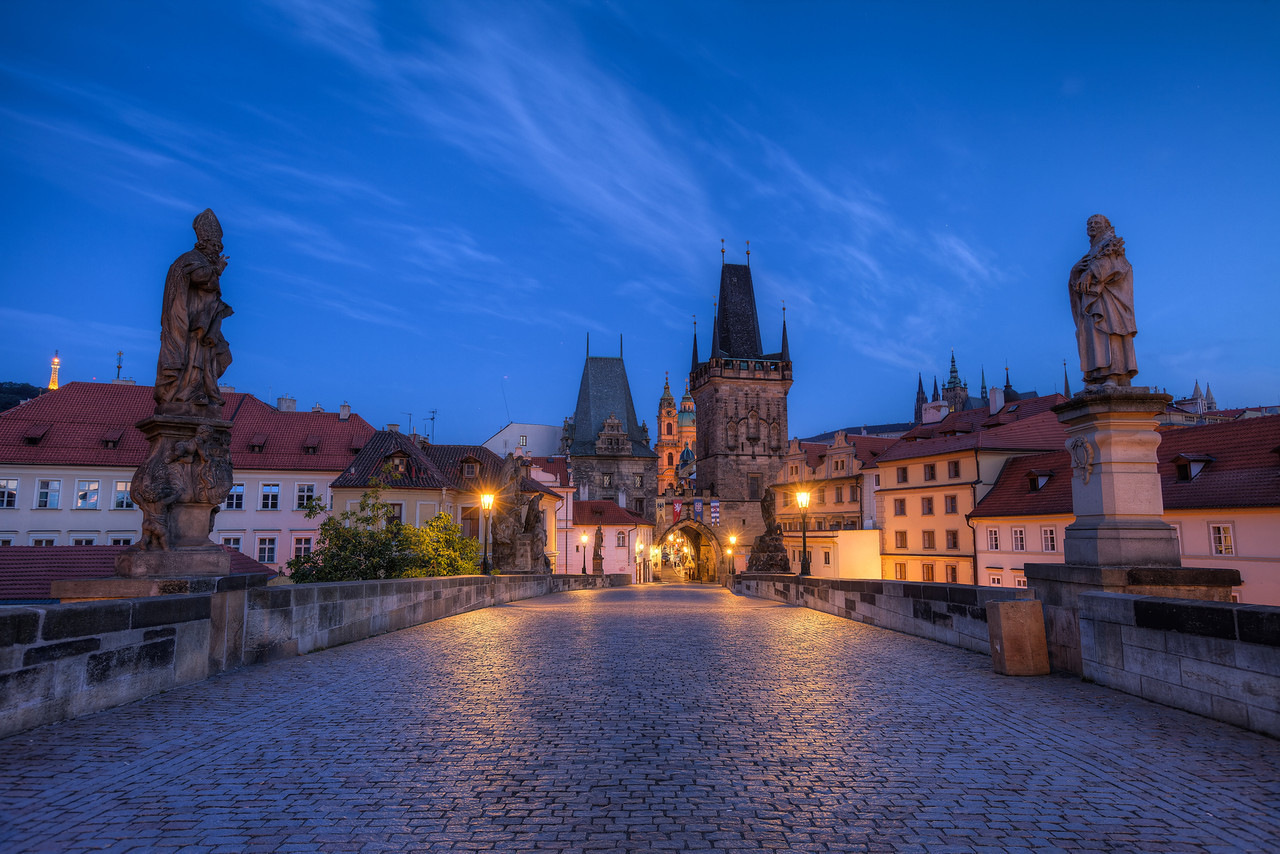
[480,493,494,575]
[580,532,588,574]
[728,534,737,574]
[650,546,659,582]
[796,490,811,576]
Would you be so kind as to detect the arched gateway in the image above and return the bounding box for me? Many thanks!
[656,519,728,584]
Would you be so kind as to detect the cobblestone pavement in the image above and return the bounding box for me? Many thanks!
[2,584,1279,853]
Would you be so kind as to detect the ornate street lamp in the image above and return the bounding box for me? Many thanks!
[480,493,494,575]
[728,534,737,574]
[580,532,588,574]
[796,490,811,576]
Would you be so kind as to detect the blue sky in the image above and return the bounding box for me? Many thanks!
[3,1,1278,442]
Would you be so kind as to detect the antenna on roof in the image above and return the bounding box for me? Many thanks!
[427,409,437,444]
[745,240,750,266]
[585,332,589,357]
[115,350,123,380]
[720,238,725,265]
[402,412,413,435]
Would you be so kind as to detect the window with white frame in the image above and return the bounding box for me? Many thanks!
[73,537,95,546]
[1015,578,1028,588]
[225,483,244,510]
[922,563,935,581]
[0,538,11,546]
[833,458,846,473]
[616,531,627,547]
[1041,527,1057,552]
[946,564,958,583]
[32,537,55,547]
[261,484,280,510]
[893,498,906,516]
[987,528,1000,550]
[111,537,133,546]
[944,495,958,514]
[894,562,907,580]
[834,486,843,504]
[113,481,134,509]
[296,483,316,510]
[36,479,60,509]
[946,530,959,550]
[294,537,312,558]
[257,537,277,563]
[894,530,907,549]
[922,530,936,549]
[989,574,1003,586]
[0,478,16,508]
[222,536,242,551]
[823,551,830,565]
[921,496,934,515]
[75,480,100,509]
[923,463,936,481]
[1011,527,1026,552]
[947,460,961,479]
[897,466,908,484]
[1210,523,1235,556]
[873,474,881,487]
[518,435,527,447]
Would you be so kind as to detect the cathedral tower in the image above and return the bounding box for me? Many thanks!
[47,351,60,391]
[655,374,680,493]
[688,261,792,547]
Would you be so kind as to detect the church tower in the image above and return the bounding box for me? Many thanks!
[655,374,680,494]
[688,259,792,548]
[47,351,60,391]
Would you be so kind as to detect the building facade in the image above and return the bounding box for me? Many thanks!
[0,381,375,572]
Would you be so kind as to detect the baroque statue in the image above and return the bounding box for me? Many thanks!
[746,486,790,574]
[1069,214,1137,389]
[156,208,234,416]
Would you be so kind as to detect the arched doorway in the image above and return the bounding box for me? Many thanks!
[657,519,727,584]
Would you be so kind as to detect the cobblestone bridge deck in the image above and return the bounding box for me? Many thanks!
[2,584,1278,852]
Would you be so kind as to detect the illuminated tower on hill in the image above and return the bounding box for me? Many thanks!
[47,351,60,390]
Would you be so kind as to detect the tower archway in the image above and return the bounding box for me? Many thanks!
[658,518,727,584]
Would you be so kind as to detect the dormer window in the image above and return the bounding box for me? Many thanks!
[249,433,268,453]
[303,435,320,455]
[390,455,408,474]
[23,424,49,446]
[1173,453,1214,482]
[1027,470,1052,492]
[100,428,123,449]
[463,462,477,478]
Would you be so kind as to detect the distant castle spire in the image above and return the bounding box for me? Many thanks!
[1205,384,1217,411]
[931,376,940,402]
[914,373,927,423]
[47,350,60,390]
[780,303,790,361]
[710,302,723,359]
[690,316,699,373]
[980,366,987,399]
[1063,360,1072,398]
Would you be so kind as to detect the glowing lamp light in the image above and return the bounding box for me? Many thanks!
[796,491,811,510]
[729,534,737,547]
[480,493,494,511]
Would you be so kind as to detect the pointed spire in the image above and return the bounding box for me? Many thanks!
[47,350,60,391]
[690,316,699,373]
[931,376,940,402]
[619,334,624,359]
[1004,365,1014,391]
[721,238,725,265]
[946,350,960,388]
[1192,379,1203,399]
[710,301,723,359]
[1063,360,1072,398]
[980,366,987,397]
[1205,384,1217,411]
[745,239,750,267]
[914,373,927,423]
[780,302,789,361]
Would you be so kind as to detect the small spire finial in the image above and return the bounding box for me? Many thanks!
[745,240,750,266]
[115,350,123,380]
[720,238,725,264]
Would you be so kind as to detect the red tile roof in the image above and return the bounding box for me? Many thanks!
[0,545,273,602]
[573,500,651,527]
[972,413,1280,517]
[530,456,571,488]
[876,400,1068,464]
[0,382,376,472]
[333,433,559,498]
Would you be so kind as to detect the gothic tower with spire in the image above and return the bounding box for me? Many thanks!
[687,259,792,554]
[655,374,680,493]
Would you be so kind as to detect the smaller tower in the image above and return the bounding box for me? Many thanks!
[47,351,60,390]
[656,374,680,493]
[914,374,927,423]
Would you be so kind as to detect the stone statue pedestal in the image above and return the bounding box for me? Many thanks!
[592,557,604,575]
[1054,388,1180,567]
[118,415,234,578]
[1027,387,1239,673]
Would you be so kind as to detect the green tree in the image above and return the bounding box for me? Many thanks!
[287,482,481,583]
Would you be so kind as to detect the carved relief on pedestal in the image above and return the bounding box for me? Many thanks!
[1067,436,1095,485]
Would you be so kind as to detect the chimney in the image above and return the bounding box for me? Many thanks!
[988,386,1006,413]
[387,423,400,433]
[923,400,948,424]
[339,402,351,421]
[311,403,324,412]
[278,394,296,412]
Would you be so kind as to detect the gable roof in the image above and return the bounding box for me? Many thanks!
[333,432,558,498]
[565,356,655,458]
[0,381,375,472]
[972,413,1280,517]
[876,396,1068,463]
[0,545,273,603]
[573,499,652,527]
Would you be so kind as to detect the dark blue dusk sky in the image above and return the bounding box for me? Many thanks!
[3,2,1278,442]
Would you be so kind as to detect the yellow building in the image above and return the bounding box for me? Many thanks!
[871,395,1066,584]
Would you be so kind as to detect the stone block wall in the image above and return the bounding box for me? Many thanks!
[0,595,211,738]
[1080,592,1280,738]
[734,574,1033,654]
[0,573,629,738]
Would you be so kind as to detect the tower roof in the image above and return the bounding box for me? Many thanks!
[659,374,674,406]
[713,263,764,359]
[566,355,656,458]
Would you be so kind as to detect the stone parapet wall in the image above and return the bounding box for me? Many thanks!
[1080,592,1280,738]
[0,573,629,738]
[734,574,1033,654]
